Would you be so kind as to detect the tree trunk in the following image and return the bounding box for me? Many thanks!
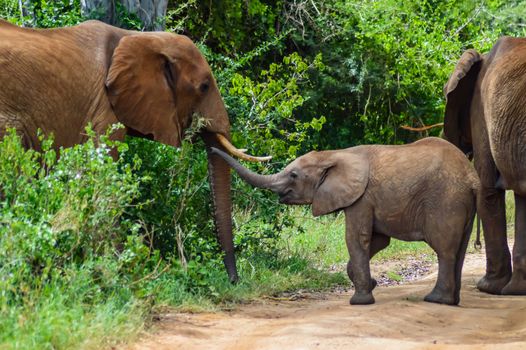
[120,0,168,31]
[18,0,35,26]
[80,0,115,24]
[80,0,168,31]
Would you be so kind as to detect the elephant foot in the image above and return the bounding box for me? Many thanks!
[501,277,526,295]
[348,276,378,292]
[424,290,458,305]
[347,266,377,292]
[350,292,375,305]
[477,274,511,295]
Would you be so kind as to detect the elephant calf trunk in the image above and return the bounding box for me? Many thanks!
[210,147,280,190]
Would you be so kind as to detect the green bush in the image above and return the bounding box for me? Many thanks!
[289,0,526,147]
[1,126,137,288]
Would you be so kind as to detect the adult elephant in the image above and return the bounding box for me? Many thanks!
[0,19,269,283]
[444,37,526,295]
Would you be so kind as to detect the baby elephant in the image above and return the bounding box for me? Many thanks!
[211,137,479,305]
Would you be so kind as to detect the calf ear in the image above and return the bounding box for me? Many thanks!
[312,152,369,217]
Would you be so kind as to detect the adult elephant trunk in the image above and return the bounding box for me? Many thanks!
[197,81,271,283]
[200,135,271,284]
[201,132,237,283]
[210,147,283,191]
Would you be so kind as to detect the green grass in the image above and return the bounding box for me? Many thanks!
[506,190,516,226]
[279,208,434,267]
[0,272,146,350]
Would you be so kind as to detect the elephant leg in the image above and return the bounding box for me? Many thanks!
[476,186,511,294]
[424,252,457,305]
[344,205,375,305]
[347,233,390,292]
[452,219,474,304]
[471,117,512,294]
[502,193,526,294]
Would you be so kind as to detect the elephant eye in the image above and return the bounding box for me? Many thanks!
[200,82,210,93]
[290,171,298,179]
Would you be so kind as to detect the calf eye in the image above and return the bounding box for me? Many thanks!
[200,82,210,93]
[290,171,298,179]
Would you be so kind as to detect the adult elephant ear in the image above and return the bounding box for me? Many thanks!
[312,151,369,217]
[106,34,182,147]
[443,49,482,155]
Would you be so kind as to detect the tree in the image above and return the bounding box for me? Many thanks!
[80,0,168,30]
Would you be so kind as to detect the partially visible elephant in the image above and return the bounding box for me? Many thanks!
[0,19,269,283]
[211,137,479,305]
[444,37,526,295]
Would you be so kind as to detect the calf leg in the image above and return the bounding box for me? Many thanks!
[347,233,390,292]
[453,219,474,305]
[344,204,375,305]
[425,252,457,305]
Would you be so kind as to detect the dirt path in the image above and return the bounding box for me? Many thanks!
[130,252,526,349]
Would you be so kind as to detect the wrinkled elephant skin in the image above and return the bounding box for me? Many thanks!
[444,37,526,295]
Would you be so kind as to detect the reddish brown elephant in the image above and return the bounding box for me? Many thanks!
[0,19,269,283]
[444,38,526,295]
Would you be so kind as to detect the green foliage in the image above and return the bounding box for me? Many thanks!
[290,0,526,147]
[4,0,83,27]
[228,52,326,160]
[167,0,283,54]
[167,0,526,147]
[113,1,143,30]
[0,0,19,22]
[0,128,152,348]
[0,126,139,271]
[123,138,218,260]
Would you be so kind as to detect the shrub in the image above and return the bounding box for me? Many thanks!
[0,126,151,306]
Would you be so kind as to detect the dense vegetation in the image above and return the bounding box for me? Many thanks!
[1,0,525,348]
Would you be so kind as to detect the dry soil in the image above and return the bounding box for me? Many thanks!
[129,251,526,350]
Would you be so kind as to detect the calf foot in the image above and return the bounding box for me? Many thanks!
[477,274,511,295]
[424,289,457,305]
[350,292,375,305]
[348,276,378,292]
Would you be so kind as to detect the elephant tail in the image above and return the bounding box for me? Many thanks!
[474,214,482,250]
[472,181,482,250]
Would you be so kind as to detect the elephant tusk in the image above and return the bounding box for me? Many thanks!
[215,134,272,162]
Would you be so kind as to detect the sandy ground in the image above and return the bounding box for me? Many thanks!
[129,252,526,350]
